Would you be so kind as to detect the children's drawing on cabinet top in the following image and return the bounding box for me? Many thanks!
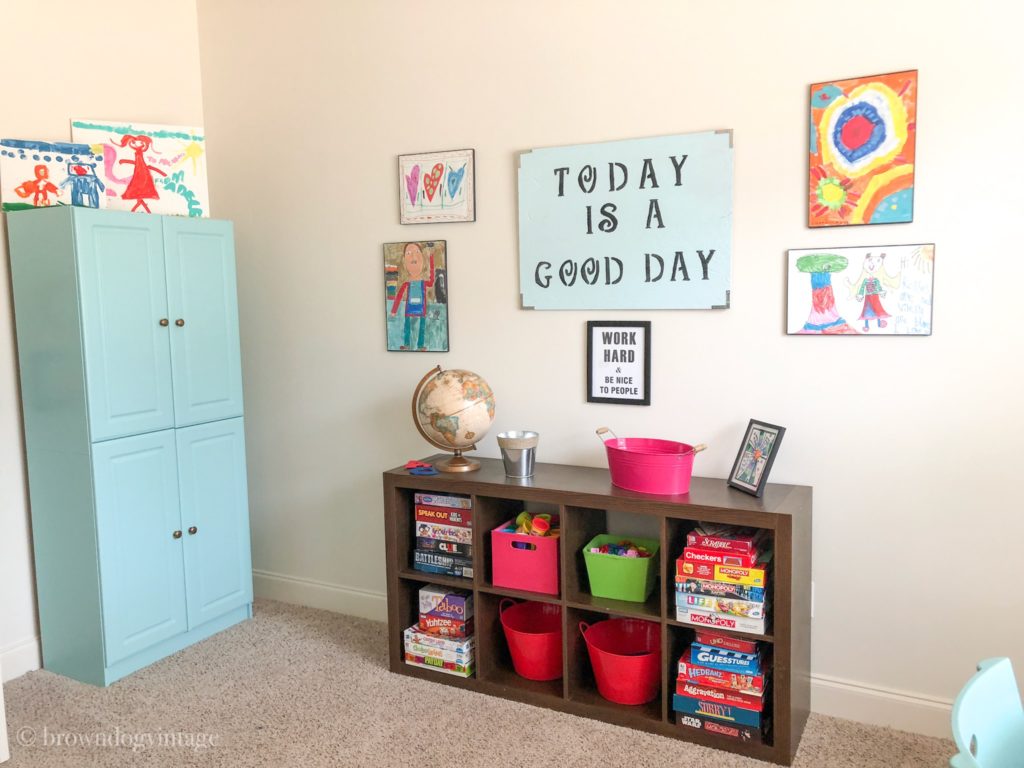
[0,139,105,211]
[71,119,208,217]
[787,244,934,336]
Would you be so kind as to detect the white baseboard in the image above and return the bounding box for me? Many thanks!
[252,569,387,622]
[811,672,952,739]
[0,636,41,683]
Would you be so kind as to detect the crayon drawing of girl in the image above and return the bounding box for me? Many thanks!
[848,252,901,332]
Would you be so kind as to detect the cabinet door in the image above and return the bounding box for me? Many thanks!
[92,430,187,666]
[75,210,175,441]
[176,418,253,628]
[163,218,245,428]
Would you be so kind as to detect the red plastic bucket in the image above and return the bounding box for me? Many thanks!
[597,428,704,495]
[500,599,563,681]
[580,618,661,705]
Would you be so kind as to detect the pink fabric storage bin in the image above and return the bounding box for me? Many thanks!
[491,519,560,595]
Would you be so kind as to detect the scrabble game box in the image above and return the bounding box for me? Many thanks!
[685,525,768,555]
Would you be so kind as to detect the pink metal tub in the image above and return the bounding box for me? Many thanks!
[596,427,706,495]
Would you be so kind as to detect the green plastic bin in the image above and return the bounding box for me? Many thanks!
[582,534,660,602]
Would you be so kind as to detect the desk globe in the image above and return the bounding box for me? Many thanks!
[412,366,496,472]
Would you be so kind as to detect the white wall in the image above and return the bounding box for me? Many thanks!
[196,0,1023,737]
[0,0,206,681]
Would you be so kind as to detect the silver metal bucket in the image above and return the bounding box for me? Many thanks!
[497,431,539,478]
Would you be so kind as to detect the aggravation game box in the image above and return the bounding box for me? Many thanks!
[418,584,474,638]
[676,577,767,603]
[677,648,768,694]
[686,524,768,555]
[414,492,472,510]
[674,679,765,711]
[414,504,472,528]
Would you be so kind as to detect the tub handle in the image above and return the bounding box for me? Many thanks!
[578,621,590,637]
[595,427,617,443]
[689,444,708,455]
[499,598,516,616]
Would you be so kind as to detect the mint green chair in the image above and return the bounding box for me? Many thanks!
[951,658,1024,767]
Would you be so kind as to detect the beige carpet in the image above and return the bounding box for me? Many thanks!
[2,600,953,767]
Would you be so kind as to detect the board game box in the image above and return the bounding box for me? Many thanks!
[680,546,760,568]
[413,551,473,579]
[414,521,472,545]
[675,712,768,744]
[676,592,767,620]
[677,556,770,587]
[675,606,767,635]
[677,648,768,694]
[676,577,767,603]
[404,653,474,677]
[414,504,472,528]
[674,679,765,711]
[691,642,763,674]
[414,492,472,510]
[415,537,472,557]
[672,694,763,728]
[686,524,768,555]
[694,630,759,655]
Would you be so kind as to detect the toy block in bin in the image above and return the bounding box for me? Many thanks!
[491,518,560,595]
[582,534,660,602]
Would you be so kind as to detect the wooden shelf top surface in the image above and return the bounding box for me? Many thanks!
[385,455,810,517]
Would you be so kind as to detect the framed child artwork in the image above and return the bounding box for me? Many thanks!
[586,320,651,405]
[398,149,475,224]
[728,420,785,497]
[384,241,449,352]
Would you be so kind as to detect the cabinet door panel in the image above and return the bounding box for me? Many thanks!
[75,210,174,441]
[163,219,244,427]
[177,418,253,627]
[92,430,187,666]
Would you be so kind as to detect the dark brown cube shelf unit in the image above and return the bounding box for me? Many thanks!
[383,456,812,765]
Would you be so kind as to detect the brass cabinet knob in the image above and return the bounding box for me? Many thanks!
[172,530,183,539]
[159,318,169,327]
[188,526,198,535]
[175,319,185,327]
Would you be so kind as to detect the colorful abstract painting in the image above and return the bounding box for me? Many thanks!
[1,139,106,212]
[787,244,935,335]
[70,119,208,217]
[398,149,474,224]
[809,70,917,227]
[384,241,449,352]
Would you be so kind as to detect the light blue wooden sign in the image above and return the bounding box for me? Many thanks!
[518,130,733,310]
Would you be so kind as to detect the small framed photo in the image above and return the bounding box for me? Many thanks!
[398,148,475,224]
[728,420,786,497]
[586,321,651,405]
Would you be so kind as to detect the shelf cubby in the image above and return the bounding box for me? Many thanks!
[383,456,811,765]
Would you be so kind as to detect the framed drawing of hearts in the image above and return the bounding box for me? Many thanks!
[398,148,475,224]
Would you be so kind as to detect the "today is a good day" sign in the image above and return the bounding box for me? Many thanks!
[518,130,733,310]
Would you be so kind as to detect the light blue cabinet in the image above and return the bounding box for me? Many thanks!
[7,207,253,686]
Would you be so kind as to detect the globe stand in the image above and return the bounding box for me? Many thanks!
[435,449,480,473]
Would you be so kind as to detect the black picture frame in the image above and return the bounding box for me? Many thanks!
[586,320,651,406]
[728,420,786,497]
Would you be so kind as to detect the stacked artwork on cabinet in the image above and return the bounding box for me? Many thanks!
[71,120,209,217]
